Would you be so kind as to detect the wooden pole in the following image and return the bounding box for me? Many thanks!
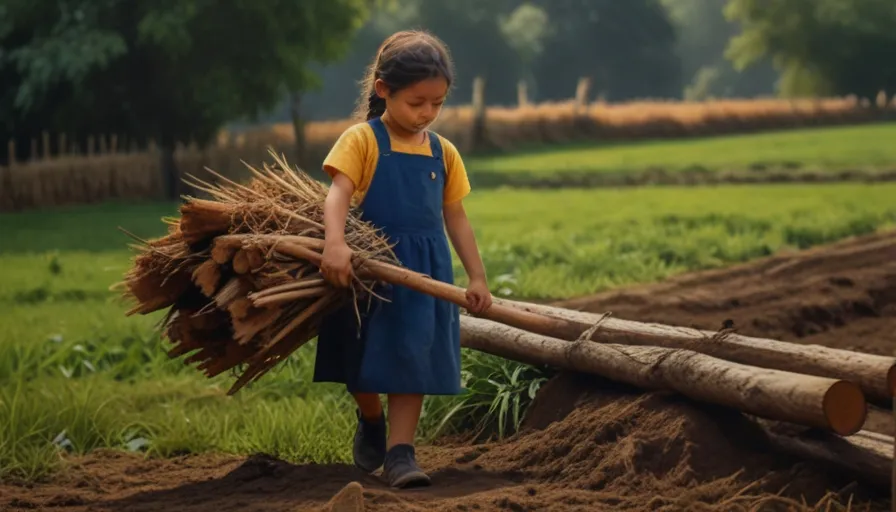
[575,77,591,109]
[227,226,872,435]
[458,315,866,436]
[517,80,529,107]
[497,299,896,405]
[470,76,486,152]
[228,233,895,406]
[760,425,893,489]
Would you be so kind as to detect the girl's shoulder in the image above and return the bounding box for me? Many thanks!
[326,121,379,161]
[431,132,461,158]
[335,121,377,147]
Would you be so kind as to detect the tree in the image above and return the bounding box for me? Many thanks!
[499,3,552,99]
[413,0,524,106]
[725,0,896,100]
[661,0,777,100]
[0,0,371,196]
[529,0,683,102]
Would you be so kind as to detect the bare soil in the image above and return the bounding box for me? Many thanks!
[3,229,895,511]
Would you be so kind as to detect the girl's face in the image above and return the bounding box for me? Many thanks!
[376,77,448,136]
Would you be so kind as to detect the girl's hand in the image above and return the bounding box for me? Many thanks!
[321,240,354,288]
[465,278,492,315]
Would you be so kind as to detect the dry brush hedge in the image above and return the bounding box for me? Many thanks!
[3,96,896,212]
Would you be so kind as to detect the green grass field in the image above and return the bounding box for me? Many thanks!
[467,123,896,177]
[3,182,896,481]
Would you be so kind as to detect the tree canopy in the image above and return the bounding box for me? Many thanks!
[297,0,685,120]
[725,0,896,100]
[1,0,371,156]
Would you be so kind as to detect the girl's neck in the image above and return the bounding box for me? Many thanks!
[381,112,426,145]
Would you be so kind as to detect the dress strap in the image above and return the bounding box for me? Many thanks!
[428,131,443,162]
[368,117,392,155]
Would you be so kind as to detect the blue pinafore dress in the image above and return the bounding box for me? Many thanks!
[312,116,462,396]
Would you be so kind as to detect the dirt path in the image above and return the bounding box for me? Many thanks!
[3,229,895,511]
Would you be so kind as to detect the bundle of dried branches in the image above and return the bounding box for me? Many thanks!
[117,149,399,394]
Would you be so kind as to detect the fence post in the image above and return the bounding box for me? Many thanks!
[517,80,529,107]
[58,134,67,157]
[470,76,487,152]
[575,77,592,110]
[87,136,96,158]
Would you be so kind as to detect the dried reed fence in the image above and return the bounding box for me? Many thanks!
[0,140,296,212]
[2,88,895,212]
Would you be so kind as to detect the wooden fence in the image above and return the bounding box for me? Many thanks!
[2,79,895,212]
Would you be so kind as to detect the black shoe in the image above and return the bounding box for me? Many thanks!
[382,444,431,489]
[353,409,386,473]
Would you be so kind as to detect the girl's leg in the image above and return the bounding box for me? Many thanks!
[386,394,423,448]
[383,393,430,488]
[350,392,386,474]
[352,392,384,420]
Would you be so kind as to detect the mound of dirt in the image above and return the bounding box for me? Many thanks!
[3,377,886,511]
[501,372,887,509]
[3,230,894,511]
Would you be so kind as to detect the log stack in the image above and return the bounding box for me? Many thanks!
[119,149,894,483]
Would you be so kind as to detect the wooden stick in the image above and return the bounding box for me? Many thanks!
[266,239,578,343]
[251,287,327,308]
[247,236,893,410]
[248,276,325,299]
[497,299,896,405]
[255,232,870,435]
[459,315,866,436]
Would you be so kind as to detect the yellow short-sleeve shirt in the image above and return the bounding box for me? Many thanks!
[322,121,471,206]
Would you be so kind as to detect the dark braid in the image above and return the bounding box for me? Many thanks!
[366,91,387,120]
[353,30,455,121]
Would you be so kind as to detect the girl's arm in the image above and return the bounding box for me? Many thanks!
[444,200,491,312]
[444,200,485,282]
[320,172,356,288]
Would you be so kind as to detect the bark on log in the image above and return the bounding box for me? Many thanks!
[497,298,896,405]
[459,315,867,436]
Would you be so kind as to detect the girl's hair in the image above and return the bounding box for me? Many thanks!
[354,30,455,121]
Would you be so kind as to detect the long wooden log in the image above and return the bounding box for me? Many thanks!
[458,315,867,436]
[248,235,895,405]
[496,298,896,405]
[760,427,893,489]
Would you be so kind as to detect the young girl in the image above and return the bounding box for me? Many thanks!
[313,30,492,489]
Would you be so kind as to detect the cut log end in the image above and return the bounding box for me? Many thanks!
[823,380,867,436]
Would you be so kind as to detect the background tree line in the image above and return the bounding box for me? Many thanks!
[3,0,895,168]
